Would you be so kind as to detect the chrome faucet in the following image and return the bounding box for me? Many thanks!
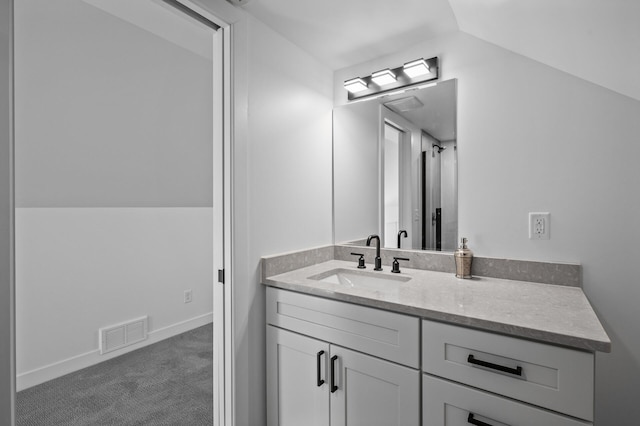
[366,234,382,271]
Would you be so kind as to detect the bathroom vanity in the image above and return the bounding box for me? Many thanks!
[262,247,610,426]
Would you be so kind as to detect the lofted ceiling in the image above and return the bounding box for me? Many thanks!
[239,0,640,102]
[242,0,458,70]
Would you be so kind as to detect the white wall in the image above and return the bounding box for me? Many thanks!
[230,15,334,425]
[335,31,640,425]
[333,100,379,243]
[14,0,215,389]
[0,0,15,422]
[15,0,214,208]
[14,207,213,389]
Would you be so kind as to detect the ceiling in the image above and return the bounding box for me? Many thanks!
[83,0,214,59]
[383,80,457,142]
[239,0,640,102]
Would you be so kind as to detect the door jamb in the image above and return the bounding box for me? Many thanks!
[179,2,234,425]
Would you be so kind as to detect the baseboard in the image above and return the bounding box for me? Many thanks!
[17,312,213,392]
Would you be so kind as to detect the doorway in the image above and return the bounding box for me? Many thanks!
[380,111,418,250]
[12,0,229,424]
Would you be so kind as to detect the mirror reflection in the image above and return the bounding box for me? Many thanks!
[333,79,457,251]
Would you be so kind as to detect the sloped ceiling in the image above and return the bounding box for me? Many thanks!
[449,0,640,102]
[238,0,640,102]
[241,0,458,70]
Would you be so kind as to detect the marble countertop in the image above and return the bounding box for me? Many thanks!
[262,259,611,353]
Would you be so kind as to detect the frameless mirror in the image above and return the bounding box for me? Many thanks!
[333,79,457,251]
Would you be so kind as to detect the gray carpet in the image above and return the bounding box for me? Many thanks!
[17,323,213,426]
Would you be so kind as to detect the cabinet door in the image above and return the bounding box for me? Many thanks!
[267,326,330,426]
[330,345,420,426]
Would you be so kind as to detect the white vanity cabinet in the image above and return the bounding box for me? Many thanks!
[266,287,421,426]
[265,285,600,426]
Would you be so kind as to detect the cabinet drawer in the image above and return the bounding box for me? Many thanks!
[267,287,420,368]
[423,374,592,426]
[422,320,594,421]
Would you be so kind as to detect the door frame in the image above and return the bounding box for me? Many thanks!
[378,106,421,249]
[1,0,15,424]
[177,2,234,425]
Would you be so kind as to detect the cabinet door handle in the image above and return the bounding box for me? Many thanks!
[467,413,498,426]
[330,355,338,393]
[316,350,325,387]
[467,354,522,376]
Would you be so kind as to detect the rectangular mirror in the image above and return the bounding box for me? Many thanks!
[333,78,457,251]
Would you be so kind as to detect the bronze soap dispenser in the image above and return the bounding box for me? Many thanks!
[454,237,473,279]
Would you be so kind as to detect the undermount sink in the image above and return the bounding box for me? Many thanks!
[308,268,411,289]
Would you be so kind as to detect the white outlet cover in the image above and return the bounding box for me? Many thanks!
[529,212,550,240]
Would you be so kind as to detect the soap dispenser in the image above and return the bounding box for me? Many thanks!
[454,237,473,279]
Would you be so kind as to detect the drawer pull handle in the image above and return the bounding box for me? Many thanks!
[467,413,497,426]
[467,354,523,376]
[317,350,325,387]
[330,355,339,393]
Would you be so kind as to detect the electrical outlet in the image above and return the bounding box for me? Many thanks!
[184,289,193,303]
[529,212,550,240]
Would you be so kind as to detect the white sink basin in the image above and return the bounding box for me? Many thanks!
[308,268,411,290]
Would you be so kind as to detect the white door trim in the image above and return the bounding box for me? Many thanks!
[212,24,226,426]
[222,25,235,426]
[177,1,234,425]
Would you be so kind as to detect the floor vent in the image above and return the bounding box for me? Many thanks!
[99,316,148,355]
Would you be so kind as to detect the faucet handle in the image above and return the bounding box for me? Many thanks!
[391,257,410,274]
[350,252,366,269]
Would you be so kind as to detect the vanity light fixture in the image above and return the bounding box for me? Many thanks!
[371,69,397,86]
[345,56,439,101]
[403,59,430,78]
[344,77,368,94]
